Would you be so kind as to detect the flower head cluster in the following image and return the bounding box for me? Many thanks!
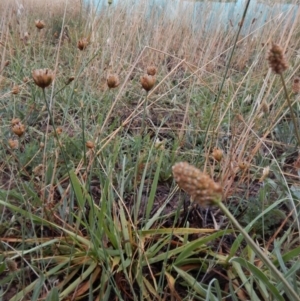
[292,77,300,94]
[107,74,120,89]
[172,162,222,207]
[140,74,156,91]
[32,68,54,88]
[77,38,88,50]
[11,118,25,137]
[267,43,288,74]
[35,20,45,30]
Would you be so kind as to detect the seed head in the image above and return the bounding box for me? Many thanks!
[259,166,270,182]
[172,162,222,207]
[11,118,21,126]
[8,139,19,149]
[23,76,30,83]
[140,74,156,91]
[77,38,88,50]
[21,31,30,45]
[11,85,20,95]
[5,258,18,272]
[35,20,45,30]
[32,68,54,89]
[107,74,120,89]
[12,122,25,137]
[66,76,75,85]
[56,127,63,135]
[267,43,288,74]
[33,164,44,176]
[86,140,95,149]
[212,147,223,162]
[238,161,249,170]
[292,77,300,94]
[146,65,157,76]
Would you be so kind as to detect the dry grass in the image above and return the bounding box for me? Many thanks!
[1,0,300,300]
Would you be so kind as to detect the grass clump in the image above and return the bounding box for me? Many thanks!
[0,0,300,300]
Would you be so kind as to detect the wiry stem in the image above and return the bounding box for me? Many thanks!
[141,92,148,135]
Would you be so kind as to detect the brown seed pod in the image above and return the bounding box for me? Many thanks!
[267,43,288,74]
[8,139,19,149]
[77,38,88,50]
[86,140,95,149]
[140,74,156,91]
[35,20,45,30]
[212,147,223,162]
[11,85,20,95]
[292,77,300,94]
[12,123,25,137]
[172,162,222,207]
[107,74,120,89]
[32,68,54,88]
[146,65,157,76]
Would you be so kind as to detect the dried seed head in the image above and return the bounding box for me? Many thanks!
[35,20,45,30]
[23,76,30,83]
[146,65,157,76]
[77,38,88,50]
[4,60,10,67]
[11,118,21,126]
[140,74,156,91]
[154,138,165,150]
[5,258,18,272]
[261,100,269,114]
[11,85,20,95]
[66,76,75,85]
[172,162,222,207]
[259,166,270,182]
[56,127,63,135]
[292,77,300,94]
[32,68,54,88]
[33,164,44,176]
[212,147,223,162]
[12,122,25,137]
[107,74,120,89]
[8,139,19,149]
[86,140,95,149]
[238,161,249,170]
[21,31,30,44]
[267,43,288,74]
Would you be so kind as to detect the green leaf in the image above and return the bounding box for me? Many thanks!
[146,150,164,221]
[230,257,284,301]
[173,265,219,301]
[45,287,59,301]
[228,198,284,261]
[69,169,86,210]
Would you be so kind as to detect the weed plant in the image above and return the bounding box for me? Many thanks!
[0,0,300,300]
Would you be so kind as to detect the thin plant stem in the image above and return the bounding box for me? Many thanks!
[81,101,87,169]
[216,200,300,301]
[280,73,300,146]
[141,92,148,134]
[42,89,71,174]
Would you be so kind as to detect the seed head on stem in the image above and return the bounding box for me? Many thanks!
[172,162,222,207]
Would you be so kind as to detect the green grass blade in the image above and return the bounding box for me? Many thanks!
[230,257,285,301]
